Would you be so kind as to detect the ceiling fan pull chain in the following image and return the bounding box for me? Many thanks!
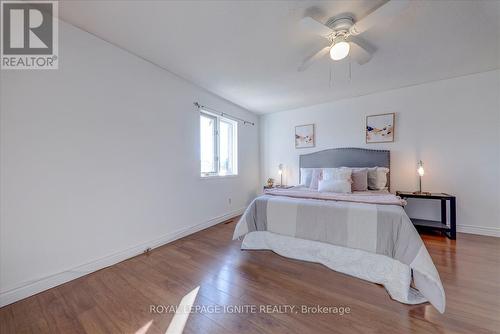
[349,55,352,82]
[333,62,336,87]
[329,63,333,88]
[332,62,336,88]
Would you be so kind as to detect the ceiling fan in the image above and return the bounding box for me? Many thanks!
[298,0,410,71]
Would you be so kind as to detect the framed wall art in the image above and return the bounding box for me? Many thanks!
[366,113,395,143]
[295,124,315,148]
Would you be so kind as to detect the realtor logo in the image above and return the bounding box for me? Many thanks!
[1,0,58,69]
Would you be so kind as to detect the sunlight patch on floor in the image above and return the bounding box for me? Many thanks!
[165,286,200,334]
[135,320,153,334]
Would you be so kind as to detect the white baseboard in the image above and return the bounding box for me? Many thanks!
[457,224,500,237]
[0,208,244,307]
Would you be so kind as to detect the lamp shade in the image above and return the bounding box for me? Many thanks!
[417,161,425,177]
[330,41,350,61]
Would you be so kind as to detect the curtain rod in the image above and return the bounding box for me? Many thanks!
[193,102,255,126]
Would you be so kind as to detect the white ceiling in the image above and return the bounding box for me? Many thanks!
[59,0,500,114]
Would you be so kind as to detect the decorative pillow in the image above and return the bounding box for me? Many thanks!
[309,168,323,190]
[323,167,352,182]
[318,179,351,193]
[351,168,368,191]
[367,167,389,190]
[300,168,314,187]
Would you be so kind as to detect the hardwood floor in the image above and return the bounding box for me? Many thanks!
[1,218,499,334]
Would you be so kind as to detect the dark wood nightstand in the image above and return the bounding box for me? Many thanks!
[396,191,456,240]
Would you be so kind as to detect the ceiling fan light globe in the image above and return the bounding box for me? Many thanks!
[330,41,350,60]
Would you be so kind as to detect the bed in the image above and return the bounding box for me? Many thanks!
[233,148,445,313]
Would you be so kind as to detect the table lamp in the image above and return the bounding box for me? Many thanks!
[278,164,283,187]
[414,160,430,195]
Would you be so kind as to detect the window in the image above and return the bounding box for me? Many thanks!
[200,111,238,177]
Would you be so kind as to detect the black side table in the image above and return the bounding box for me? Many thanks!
[396,191,456,240]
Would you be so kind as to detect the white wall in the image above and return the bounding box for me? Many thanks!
[0,21,259,306]
[261,70,500,236]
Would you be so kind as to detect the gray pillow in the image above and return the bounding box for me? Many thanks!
[351,168,368,191]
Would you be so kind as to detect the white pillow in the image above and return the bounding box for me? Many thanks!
[309,168,323,190]
[367,167,389,190]
[318,179,351,193]
[300,168,314,187]
[323,167,352,182]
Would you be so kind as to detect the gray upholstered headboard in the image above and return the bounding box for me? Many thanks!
[299,147,391,190]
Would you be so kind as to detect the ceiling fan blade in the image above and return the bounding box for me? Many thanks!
[349,36,375,65]
[349,0,410,35]
[300,17,333,38]
[298,45,331,71]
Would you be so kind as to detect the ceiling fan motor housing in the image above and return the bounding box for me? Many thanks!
[326,17,354,34]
